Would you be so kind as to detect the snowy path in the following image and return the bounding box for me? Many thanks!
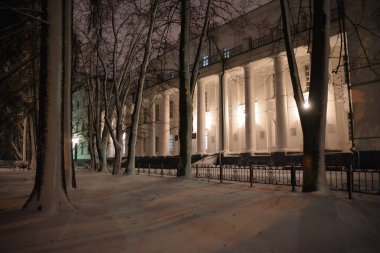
[0,169,380,253]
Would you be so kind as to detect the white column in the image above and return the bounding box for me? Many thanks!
[274,54,288,151]
[149,96,156,156]
[219,73,229,152]
[161,91,170,156]
[197,80,206,154]
[244,64,256,152]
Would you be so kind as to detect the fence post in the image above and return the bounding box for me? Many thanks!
[148,163,151,176]
[250,165,253,187]
[195,165,198,178]
[219,153,223,183]
[291,165,296,192]
[161,163,164,178]
[220,164,223,183]
[137,163,140,175]
[347,165,352,199]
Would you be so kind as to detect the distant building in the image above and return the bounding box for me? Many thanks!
[73,0,380,162]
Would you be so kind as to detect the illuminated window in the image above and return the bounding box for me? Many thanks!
[223,48,230,59]
[202,55,209,67]
[205,91,208,112]
[155,104,160,122]
[304,65,310,91]
[267,74,275,99]
[170,100,174,118]
[142,132,147,154]
[238,104,245,128]
[143,108,148,123]
[169,134,174,152]
[347,113,353,140]
[205,130,208,151]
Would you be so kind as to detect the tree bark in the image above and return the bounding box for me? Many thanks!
[302,0,330,193]
[22,117,27,162]
[24,0,73,212]
[29,115,36,170]
[280,0,330,193]
[178,0,192,178]
[63,0,75,188]
[126,1,158,175]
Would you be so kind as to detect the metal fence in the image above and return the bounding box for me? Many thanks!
[135,164,380,195]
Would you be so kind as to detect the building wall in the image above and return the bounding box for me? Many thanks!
[75,0,380,159]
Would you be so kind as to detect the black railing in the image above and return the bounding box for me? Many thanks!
[134,163,380,195]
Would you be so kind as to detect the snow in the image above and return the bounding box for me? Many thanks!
[1,168,380,253]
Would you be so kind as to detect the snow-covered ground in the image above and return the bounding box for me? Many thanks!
[1,168,379,253]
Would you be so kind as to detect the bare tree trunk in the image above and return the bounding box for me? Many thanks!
[112,121,122,175]
[11,140,22,160]
[280,0,330,193]
[24,0,72,212]
[63,0,75,188]
[302,0,330,193]
[177,0,192,178]
[88,108,97,171]
[22,117,28,162]
[178,0,211,178]
[29,115,37,170]
[99,127,109,173]
[126,0,158,175]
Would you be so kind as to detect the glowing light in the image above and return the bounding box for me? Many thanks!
[72,137,79,145]
[304,99,310,109]
[205,112,212,130]
[238,105,245,128]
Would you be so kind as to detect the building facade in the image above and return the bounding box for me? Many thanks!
[74,0,380,160]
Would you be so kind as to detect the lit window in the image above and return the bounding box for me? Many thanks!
[143,108,148,123]
[205,130,208,151]
[170,100,174,118]
[155,104,160,122]
[223,48,230,59]
[155,136,159,154]
[205,91,208,112]
[304,65,310,91]
[169,134,174,152]
[347,113,353,140]
[202,55,209,67]
[238,104,245,128]
[143,137,147,154]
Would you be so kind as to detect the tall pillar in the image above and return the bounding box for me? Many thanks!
[244,64,256,152]
[197,80,206,154]
[148,96,156,156]
[219,73,229,152]
[161,91,170,156]
[274,54,288,151]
